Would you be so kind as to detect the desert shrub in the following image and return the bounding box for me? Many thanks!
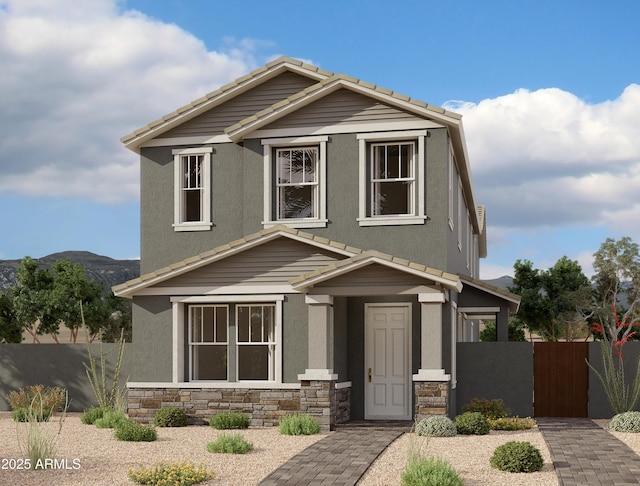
[489,416,536,431]
[206,433,254,454]
[401,455,463,486]
[278,413,321,435]
[81,406,107,425]
[12,407,51,423]
[7,385,66,418]
[114,419,157,442]
[609,411,640,432]
[128,461,213,485]
[490,441,543,473]
[94,410,127,429]
[209,411,250,430]
[415,416,457,437]
[154,407,188,427]
[463,398,509,420]
[455,411,490,435]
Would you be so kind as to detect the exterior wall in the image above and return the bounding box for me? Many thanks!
[282,293,308,383]
[0,343,134,412]
[456,342,534,417]
[128,386,300,425]
[139,129,456,274]
[131,295,173,382]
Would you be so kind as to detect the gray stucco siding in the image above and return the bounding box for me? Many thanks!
[131,295,174,382]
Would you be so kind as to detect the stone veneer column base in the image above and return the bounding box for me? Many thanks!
[299,380,336,431]
[414,381,449,421]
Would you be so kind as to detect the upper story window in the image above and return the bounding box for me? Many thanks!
[172,147,213,232]
[357,130,427,226]
[370,142,415,216]
[276,147,318,219]
[262,136,328,229]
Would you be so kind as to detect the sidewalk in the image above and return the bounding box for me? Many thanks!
[538,417,640,485]
[259,426,406,486]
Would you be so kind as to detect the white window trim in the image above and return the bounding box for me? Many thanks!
[188,304,229,382]
[172,295,283,384]
[262,136,328,229]
[448,142,455,231]
[172,147,213,232]
[235,303,278,382]
[457,181,463,251]
[357,130,426,226]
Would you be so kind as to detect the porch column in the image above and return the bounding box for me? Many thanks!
[298,295,337,430]
[413,292,450,419]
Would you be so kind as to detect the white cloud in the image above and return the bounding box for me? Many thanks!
[0,0,264,204]
[447,85,640,238]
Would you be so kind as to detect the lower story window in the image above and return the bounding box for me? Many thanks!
[188,302,277,382]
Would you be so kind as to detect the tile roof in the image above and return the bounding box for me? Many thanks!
[121,56,332,147]
[112,225,361,297]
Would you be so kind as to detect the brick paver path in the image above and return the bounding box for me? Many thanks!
[259,427,404,486]
[538,417,640,485]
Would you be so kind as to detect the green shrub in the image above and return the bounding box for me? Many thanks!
[415,416,457,437]
[81,406,107,425]
[490,441,543,473]
[206,433,254,454]
[489,416,536,431]
[455,412,490,435]
[278,413,321,435]
[94,410,127,429]
[114,420,157,442]
[463,398,509,420]
[609,411,640,432]
[12,407,51,423]
[128,461,213,485]
[401,455,463,486]
[154,407,188,427]
[7,385,66,419]
[209,411,250,430]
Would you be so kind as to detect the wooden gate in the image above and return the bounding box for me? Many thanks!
[533,342,589,417]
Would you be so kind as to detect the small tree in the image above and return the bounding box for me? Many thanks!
[509,257,592,341]
[587,237,640,414]
[11,257,58,342]
[0,292,22,343]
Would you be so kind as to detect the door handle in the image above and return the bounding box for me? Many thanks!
[368,368,372,383]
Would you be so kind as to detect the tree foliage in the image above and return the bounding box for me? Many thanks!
[3,256,132,343]
[509,256,592,341]
[479,318,526,342]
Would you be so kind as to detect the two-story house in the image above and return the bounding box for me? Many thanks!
[113,56,519,428]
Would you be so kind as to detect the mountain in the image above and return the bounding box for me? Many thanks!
[0,251,140,293]
[482,275,514,291]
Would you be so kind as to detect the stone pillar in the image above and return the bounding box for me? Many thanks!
[299,380,336,430]
[414,382,449,420]
[298,295,337,430]
[413,292,451,419]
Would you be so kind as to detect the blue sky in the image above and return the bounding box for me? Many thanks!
[1,0,639,279]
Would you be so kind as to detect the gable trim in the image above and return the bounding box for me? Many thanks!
[290,250,462,293]
[112,225,361,298]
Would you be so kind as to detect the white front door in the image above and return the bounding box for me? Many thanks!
[364,303,411,420]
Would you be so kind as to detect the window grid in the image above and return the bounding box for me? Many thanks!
[189,305,228,381]
[369,142,415,216]
[236,304,276,381]
[181,154,204,223]
[275,147,319,220]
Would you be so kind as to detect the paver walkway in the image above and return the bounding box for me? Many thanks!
[259,426,406,486]
[538,417,640,485]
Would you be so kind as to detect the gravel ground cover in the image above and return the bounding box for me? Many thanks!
[2,413,636,486]
[359,427,559,486]
[0,412,327,486]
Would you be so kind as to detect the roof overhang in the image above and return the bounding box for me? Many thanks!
[291,250,462,293]
[458,274,521,313]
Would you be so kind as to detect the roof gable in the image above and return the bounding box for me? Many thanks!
[113,225,361,298]
[121,56,332,152]
[290,250,462,293]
